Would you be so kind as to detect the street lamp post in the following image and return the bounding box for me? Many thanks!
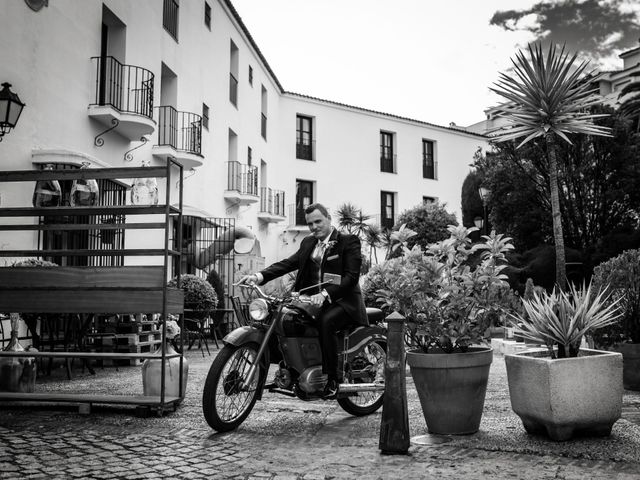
[478,186,491,236]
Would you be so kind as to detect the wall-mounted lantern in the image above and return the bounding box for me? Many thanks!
[0,83,26,141]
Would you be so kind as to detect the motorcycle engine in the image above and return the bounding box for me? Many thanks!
[298,366,326,393]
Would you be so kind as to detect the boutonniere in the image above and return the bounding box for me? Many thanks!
[326,240,338,253]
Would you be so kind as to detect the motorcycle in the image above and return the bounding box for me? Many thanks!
[202,282,387,432]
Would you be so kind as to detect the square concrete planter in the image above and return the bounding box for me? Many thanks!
[505,348,623,441]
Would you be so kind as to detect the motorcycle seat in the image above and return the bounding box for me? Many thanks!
[366,307,384,325]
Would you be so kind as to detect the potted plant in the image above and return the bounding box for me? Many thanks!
[168,274,218,321]
[591,249,640,390]
[373,225,515,434]
[506,282,623,441]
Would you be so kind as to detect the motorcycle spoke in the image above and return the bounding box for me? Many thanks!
[215,346,259,422]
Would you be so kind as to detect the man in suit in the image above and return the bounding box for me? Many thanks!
[240,203,367,398]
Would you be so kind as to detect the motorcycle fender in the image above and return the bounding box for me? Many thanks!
[223,326,270,400]
[344,325,387,355]
[223,325,265,347]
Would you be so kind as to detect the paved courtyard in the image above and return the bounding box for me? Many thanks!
[1,344,640,479]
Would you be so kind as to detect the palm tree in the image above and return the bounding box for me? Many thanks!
[619,71,640,131]
[364,223,382,264]
[335,202,359,234]
[490,43,611,290]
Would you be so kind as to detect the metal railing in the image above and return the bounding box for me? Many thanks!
[229,73,238,106]
[163,0,179,40]
[380,153,396,173]
[259,188,285,216]
[423,153,437,179]
[226,161,258,195]
[91,56,154,118]
[371,213,397,231]
[296,139,315,160]
[156,106,202,156]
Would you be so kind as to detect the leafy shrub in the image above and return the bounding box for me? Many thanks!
[168,274,218,315]
[395,202,457,251]
[591,249,640,346]
[373,225,515,353]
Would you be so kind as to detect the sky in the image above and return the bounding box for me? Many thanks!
[230,0,639,128]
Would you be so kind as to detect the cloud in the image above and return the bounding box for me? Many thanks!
[490,0,640,67]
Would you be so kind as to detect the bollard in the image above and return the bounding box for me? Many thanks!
[379,311,410,455]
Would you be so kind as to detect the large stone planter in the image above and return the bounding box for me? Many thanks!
[621,343,640,391]
[505,348,623,441]
[406,346,493,435]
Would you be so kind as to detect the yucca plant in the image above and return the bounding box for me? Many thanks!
[490,43,611,290]
[512,282,621,359]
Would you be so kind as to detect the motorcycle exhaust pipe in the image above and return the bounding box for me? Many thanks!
[338,382,385,393]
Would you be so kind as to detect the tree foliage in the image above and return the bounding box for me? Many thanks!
[490,43,612,289]
[476,106,640,253]
[396,201,457,251]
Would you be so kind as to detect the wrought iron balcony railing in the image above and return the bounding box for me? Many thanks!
[296,139,315,160]
[226,161,258,195]
[259,188,285,216]
[422,153,437,179]
[163,0,179,40]
[91,56,154,118]
[380,153,396,173]
[156,106,202,156]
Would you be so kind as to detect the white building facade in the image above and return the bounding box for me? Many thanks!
[1,0,487,275]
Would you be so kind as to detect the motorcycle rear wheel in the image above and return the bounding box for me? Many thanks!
[338,339,386,416]
[202,343,262,432]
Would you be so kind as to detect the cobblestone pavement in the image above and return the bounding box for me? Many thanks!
[1,347,640,479]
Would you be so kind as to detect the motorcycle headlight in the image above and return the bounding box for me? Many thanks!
[249,298,269,321]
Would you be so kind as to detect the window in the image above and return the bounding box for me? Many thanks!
[380,191,395,229]
[296,115,313,160]
[163,0,179,41]
[422,140,435,179]
[296,180,313,225]
[204,2,211,29]
[247,146,252,166]
[249,65,253,86]
[229,41,239,106]
[380,131,394,173]
[202,103,209,130]
[261,85,268,140]
[423,196,436,204]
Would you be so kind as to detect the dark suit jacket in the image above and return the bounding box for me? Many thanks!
[259,229,368,326]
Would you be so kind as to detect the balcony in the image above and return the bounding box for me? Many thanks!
[152,106,203,169]
[223,161,259,205]
[380,153,397,173]
[296,140,315,161]
[257,188,286,223]
[88,56,156,141]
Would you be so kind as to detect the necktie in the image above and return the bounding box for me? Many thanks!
[311,241,326,264]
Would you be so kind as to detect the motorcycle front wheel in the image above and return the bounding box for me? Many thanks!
[202,343,262,432]
[337,339,387,416]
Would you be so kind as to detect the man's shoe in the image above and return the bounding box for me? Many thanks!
[322,378,338,399]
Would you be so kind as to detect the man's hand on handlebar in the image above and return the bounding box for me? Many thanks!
[238,274,259,285]
[309,292,326,307]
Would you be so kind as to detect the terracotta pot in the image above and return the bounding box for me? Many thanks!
[406,346,493,435]
[621,343,640,391]
[505,348,622,441]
